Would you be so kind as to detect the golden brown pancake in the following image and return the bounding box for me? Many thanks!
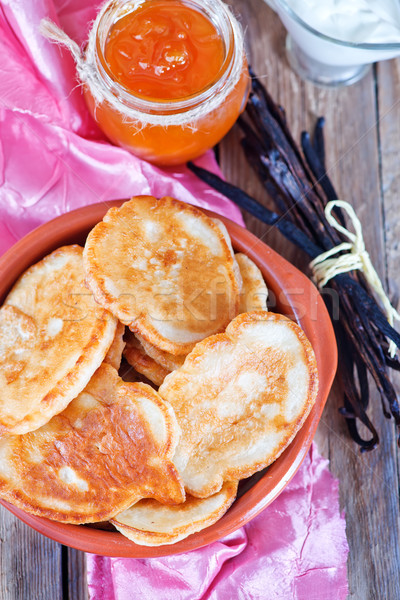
[129,251,266,373]
[119,359,147,384]
[104,321,126,370]
[0,364,185,523]
[123,332,170,386]
[134,332,185,372]
[159,311,318,498]
[235,253,268,313]
[112,481,238,546]
[0,245,117,435]
[211,218,242,291]
[83,196,240,355]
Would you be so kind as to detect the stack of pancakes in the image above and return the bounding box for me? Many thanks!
[0,196,318,546]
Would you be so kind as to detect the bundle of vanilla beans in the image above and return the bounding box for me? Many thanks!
[188,69,400,451]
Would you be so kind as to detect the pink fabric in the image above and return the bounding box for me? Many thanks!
[87,445,348,600]
[0,1,348,598]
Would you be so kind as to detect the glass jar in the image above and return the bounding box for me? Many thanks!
[83,0,249,166]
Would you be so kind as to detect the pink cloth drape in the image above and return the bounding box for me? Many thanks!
[87,444,348,600]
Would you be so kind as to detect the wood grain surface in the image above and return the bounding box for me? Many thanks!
[0,1,399,598]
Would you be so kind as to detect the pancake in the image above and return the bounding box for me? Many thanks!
[0,245,117,435]
[119,357,165,390]
[0,364,185,523]
[211,218,242,291]
[235,253,268,313]
[112,481,238,546]
[134,332,185,372]
[159,311,318,498]
[123,332,170,386]
[83,196,240,355]
[104,321,126,370]
[132,251,266,371]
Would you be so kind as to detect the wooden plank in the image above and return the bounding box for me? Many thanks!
[0,505,63,600]
[67,549,88,600]
[222,1,400,598]
[375,54,400,593]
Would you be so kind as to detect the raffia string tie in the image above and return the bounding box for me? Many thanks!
[39,19,87,79]
[310,200,400,357]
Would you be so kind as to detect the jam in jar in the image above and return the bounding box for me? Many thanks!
[83,0,249,166]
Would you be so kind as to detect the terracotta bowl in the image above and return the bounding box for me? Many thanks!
[0,201,337,557]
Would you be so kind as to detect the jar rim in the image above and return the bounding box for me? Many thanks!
[91,0,244,116]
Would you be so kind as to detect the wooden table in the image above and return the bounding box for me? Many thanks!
[1,1,399,598]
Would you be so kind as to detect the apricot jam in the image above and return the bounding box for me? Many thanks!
[105,1,226,101]
[84,0,249,166]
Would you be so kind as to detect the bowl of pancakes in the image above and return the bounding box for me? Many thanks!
[0,196,336,557]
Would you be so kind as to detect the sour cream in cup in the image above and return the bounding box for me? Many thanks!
[265,0,400,86]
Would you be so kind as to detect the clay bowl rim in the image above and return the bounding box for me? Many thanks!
[0,200,337,558]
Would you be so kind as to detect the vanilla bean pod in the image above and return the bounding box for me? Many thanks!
[187,163,322,257]
[385,354,400,371]
[338,326,378,450]
[301,128,338,203]
[238,122,295,220]
[248,67,312,179]
[313,117,326,169]
[246,71,334,211]
[242,137,318,237]
[301,128,347,228]
[245,77,348,254]
[243,94,343,250]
